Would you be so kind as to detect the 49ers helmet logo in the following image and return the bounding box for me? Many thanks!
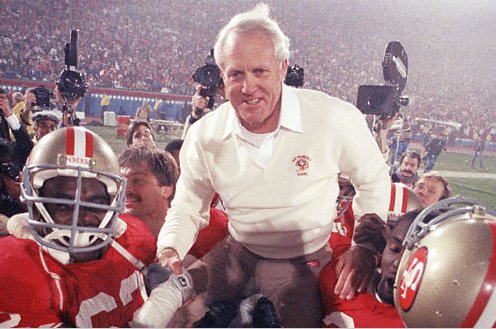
[399,246,428,311]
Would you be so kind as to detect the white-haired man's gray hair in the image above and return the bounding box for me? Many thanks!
[213,3,290,70]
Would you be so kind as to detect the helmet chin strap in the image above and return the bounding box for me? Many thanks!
[43,228,107,248]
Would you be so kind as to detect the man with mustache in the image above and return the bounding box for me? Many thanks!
[391,150,421,188]
[118,146,227,261]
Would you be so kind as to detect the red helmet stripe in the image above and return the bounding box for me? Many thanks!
[389,183,409,214]
[66,127,75,155]
[84,130,94,158]
[389,182,396,211]
[462,221,496,327]
[401,186,409,213]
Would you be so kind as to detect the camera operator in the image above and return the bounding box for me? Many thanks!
[17,87,40,135]
[372,112,400,161]
[182,79,225,139]
[0,139,26,228]
[53,84,83,127]
[0,89,33,167]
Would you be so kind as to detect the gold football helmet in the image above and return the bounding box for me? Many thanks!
[21,127,126,254]
[394,197,496,327]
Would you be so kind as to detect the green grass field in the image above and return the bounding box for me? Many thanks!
[86,125,496,207]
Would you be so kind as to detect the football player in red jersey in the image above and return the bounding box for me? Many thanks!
[395,197,496,328]
[0,127,157,328]
[329,178,423,300]
[321,209,433,328]
[118,145,228,265]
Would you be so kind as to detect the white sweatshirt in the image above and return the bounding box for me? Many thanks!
[158,85,391,259]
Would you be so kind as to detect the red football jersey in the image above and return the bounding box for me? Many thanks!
[188,207,228,259]
[319,258,404,328]
[0,214,155,328]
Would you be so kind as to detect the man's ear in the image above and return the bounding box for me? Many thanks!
[162,185,174,200]
[280,59,288,81]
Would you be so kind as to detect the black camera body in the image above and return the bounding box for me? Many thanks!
[192,50,221,110]
[356,41,409,117]
[0,162,20,181]
[284,64,304,87]
[32,86,53,110]
[57,30,88,104]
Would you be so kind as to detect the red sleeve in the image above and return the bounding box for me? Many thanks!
[188,208,228,259]
[118,213,157,265]
[0,237,64,328]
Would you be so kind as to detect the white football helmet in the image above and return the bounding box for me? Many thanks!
[21,127,126,254]
[394,197,496,327]
[387,182,423,223]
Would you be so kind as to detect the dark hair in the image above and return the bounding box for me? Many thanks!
[118,146,178,201]
[125,120,155,146]
[164,139,183,154]
[400,149,421,166]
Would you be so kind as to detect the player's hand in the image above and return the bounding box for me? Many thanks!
[157,248,183,275]
[334,245,378,300]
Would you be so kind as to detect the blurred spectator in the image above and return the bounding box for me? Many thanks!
[100,93,110,121]
[126,120,155,147]
[423,133,446,173]
[31,109,61,143]
[471,135,485,169]
[0,138,25,220]
[0,89,33,167]
[0,0,494,141]
[135,100,151,122]
[164,138,183,174]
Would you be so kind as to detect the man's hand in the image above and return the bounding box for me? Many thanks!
[23,88,36,114]
[0,92,12,117]
[334,245,378,300]
[54,85,81,109]
[191,84,209,119]
[157,248,183,275]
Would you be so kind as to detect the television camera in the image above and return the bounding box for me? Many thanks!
[192,49,221,115]
[356,41,409,118]
[57,30,88,126]
[284,64,304,87]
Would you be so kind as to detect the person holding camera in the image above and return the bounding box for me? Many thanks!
[182,79,226,139]
[0,89,33,167]
[0,138,26,228]
[150,4,390,327]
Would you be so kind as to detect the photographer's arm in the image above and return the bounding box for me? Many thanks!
[19,88,36,129]
[373,112,399,161]
[182,85,209,139]
[54,85,82,127]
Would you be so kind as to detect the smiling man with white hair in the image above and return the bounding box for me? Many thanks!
[152,3,391,327]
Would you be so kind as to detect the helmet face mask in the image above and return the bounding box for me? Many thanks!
[394,197,496,328]
[20,127,126,257]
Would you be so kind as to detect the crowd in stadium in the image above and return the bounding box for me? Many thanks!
[1,0,495,142]
[1,1,495,328]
